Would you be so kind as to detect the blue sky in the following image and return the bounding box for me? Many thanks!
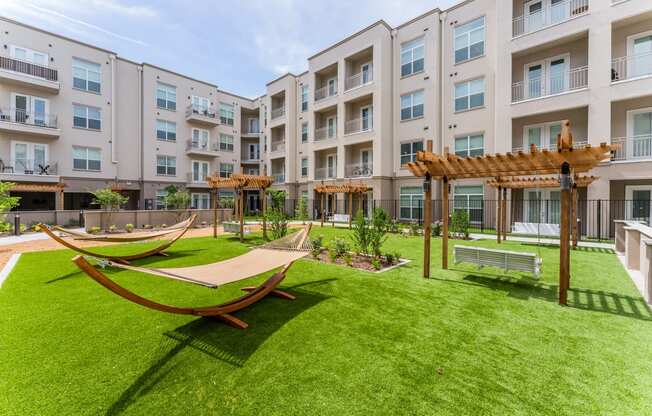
[3,0,458,98]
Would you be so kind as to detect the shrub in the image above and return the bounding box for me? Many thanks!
[371,258,382,270]
[328,248,339,262]
[393,251,402,263]
[267,208,288,240]
[369,208,389,258]
[451,210,470,239]
[385,252,394,264]
[88,226,101,234]
[143,224,153,229]
[0,222,11,233]
[125,223,134,233]
[330,237,349,258]
[310,235,323,259]
[409,223,421,236]
[432,220,442,237]
[389,219,400,234]
[161,224,168,229]
[19,223,26,233]
[295,197,309,224]
[108,224,117,233]
[350,210,370,255]
[343,252,353,267]
[31,224,41,232]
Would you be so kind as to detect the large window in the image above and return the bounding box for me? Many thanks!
[455,78,484,112]
[400,90,424,121]
[72,58,101,93]
[191,95,209,112]
[455,134,484,157]
[301,122,309,143]
[155,190,167,210]
[219,163,234,178]
[400,140,424,165]
[219,134,234,152]
[156,82,176,110]
[454,185,484,224]
[301,85,309,112]
[220,102,234,125]
[10,45,48,66]
[191,193,211,210]
[156,119,176,141]
[191,160,209,182]
[73,104,101,130]
[523,121,562,151]
[156,155,176,176]
[218,191,234,208]
[454,16,485,64]
[400,186,423,221]
[73,146,101,171]
[401,37,425,77]
[301,158,308,177]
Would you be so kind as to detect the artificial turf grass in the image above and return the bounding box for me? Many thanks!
[0,230,651,415]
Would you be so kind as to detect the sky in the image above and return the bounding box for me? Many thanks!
[2,0,459,98]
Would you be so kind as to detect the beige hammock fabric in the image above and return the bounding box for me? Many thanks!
[103,224,313,288]
[55,215,195,242]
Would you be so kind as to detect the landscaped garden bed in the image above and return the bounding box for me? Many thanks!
[308,248,408,272]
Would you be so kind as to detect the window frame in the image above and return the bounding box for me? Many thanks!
[454,78,485,113]
[156,82,177,111]
[399,186,423,221]
[400,36,425,78]
[156,119,177,142]
[73,104,101,130]
[301,157,308,177]
[219,133,234,152]
[301,122,309,143]
[400,90,424,121]
[453,185,484,224]
[454,16,486,65]
[156,155,176,176]
[454,133,485,157]
[301,85,309,112]
[400,140,424,166]
[219,102,235,126]
[72,146,101,172]
[72,58,101,93]
[219,162,234,178]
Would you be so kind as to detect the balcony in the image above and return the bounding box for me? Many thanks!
[344,117,373,136]
[512,0,589,38]
[512,66,588,103]
[270,141,285,153]
[512,138,587,153]
[612,52,652,83]
[345,163,372,178]
[0,108,60,138]
[315,167,337,180]
[241,129,260,138]
[272,173,285,184]
[185,104,219,126]
[185,139,219,157]
[186,172,209,186]
[0,159,59,182]
[315,126,337,142]
[315,82,338,102]
[345,70,373,91]
[0,55,60,93]
[611,135,652,162]
[271,107,285,120]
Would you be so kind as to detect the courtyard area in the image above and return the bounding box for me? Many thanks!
[1,228,651,415]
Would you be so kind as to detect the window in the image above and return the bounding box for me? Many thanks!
[454,185,484,224]
[72,58,101,93]
[455,78,484,112]
[73,146,101,171]
[10,45,48,66]
[455,134,484,157]
[191,129,210,149]
[400,186,423,220]
[220,102,234,125]
[301,158,308,177]
[191,193,211,210]
[219,134,234,152]
[401,37,425,77]
[191,96,209,112]
[523,121,562,151]
[400,90,424,121]
[301,122,309,143]
[156,82,176,110]
[155,190,167,210]
[73,105,101,130]
[455,17,485,64]
[191,160,209,182]
[156,155,176,176]
[400,140,424,165]
[156,120,176,141]
[219,191,235,208]
[219,163,234,178]
[301,85,309,112]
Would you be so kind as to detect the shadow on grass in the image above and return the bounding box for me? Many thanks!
[105,281,331,416]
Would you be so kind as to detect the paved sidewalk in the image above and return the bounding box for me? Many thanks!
[469,233,614,249]
[0,228,84,247]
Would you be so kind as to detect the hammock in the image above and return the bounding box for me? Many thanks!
[39,214,196,264]
[72,224,313,329]
[53,216,195,242]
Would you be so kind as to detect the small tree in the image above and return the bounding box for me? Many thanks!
[269,189,286,211]
[163,185,191,222]
[350,210,370,255]
[0,182,20,230]
[295,196,309,224]
[451,210,470,239]
[91,188,128,230]
[268,207,288,239]
[369,208,389,258]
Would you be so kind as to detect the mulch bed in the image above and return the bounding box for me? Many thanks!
[309,249,401,272]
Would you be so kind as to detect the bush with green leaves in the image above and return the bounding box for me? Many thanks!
[409,222,421,236]
[369,208,389,258]
[329,237,350,258]
[432,220,442,237]
[163,186,191,210]
[350,210,370,255]
[343,252,353,266]
[295,197,309,224]
[0,222,11,233]
[310,235,324,259]
[0,181,20,214]
[267,207,288,240]
[388,219,400,234]
[385,252,394,264]
[108,225,117,233]
[91,188,128,211]
[371,258,382,270]
[451,210,470,239]
[88,226,101,234]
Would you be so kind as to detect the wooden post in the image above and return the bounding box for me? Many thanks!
[332,193,335,228]
[320,192,325,227]
[496,186,502,243]
[442,176,449,270]
[423,172,432,278]
[502,187,508,241]
[239,189,245,243]
[212,189,218,238]
[262,188,268,241]
[348,192,353,229]
[559,163,571,306]
[571,184,578,249]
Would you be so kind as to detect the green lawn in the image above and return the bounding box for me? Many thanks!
[1,229,651,415]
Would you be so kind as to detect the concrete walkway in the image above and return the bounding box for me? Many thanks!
[0,229,84,246]
[469,233,614,249]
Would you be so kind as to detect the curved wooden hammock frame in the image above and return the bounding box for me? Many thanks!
[38,214,196,264]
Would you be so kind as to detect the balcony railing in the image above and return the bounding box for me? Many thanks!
[511,66,588,103]
[0,54,58,81]
[315,167,337,180]
[611,135,652,161]
[345,164,373,178]
[0,159,58,176]
[315,126,337,141]
[344,117,373,135]
[512,138,588,153]
[271,107,285,120]
[185,104,218,120]
[0,108,58,129]
[612,51,652,82]
[345,69,373,91]
[272,173,285,183]
[270,141,285,152]
[186,139,218,152]
[512,0,589,37]
[241,129,261,136]
[186,172,209,183]
[315,82,338,102]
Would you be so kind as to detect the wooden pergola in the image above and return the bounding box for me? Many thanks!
[314,181,370,229]
[207,173,274,242]
[10,182,66,209]
[406,122,615,305]
[486,175,599,248]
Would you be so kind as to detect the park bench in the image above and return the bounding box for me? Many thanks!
[454,245,542,279]
[512,222,560,237]
[222,221,252,234]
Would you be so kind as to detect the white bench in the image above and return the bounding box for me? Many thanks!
[454,245,542,279]
[222,221,252,234]
[328,214,350,223]
[512,222,560,237]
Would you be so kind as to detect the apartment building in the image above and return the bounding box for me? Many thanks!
[0,17,263,212]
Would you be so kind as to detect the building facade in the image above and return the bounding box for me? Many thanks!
[1,0,652,229]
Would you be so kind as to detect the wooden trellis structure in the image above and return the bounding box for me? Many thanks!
[314,181,370,229]
[406,121,615,305]
[487,175,598,248]
[207,173,274,242]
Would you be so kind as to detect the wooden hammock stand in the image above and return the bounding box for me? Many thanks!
[314,181,371,229]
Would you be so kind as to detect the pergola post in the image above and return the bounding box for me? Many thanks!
[239,188,245,243]
[502,187,508,241]
[559,162,572,306]
[348,192,353,229]
[212,189,218,238]
[571,184,578,249]
[496,185,502,244]
[423,172,432,278]
[262,188,268,241]
[441,176,449,270]
[320,192,325,227]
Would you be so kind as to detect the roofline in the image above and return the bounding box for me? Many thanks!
[307,20,392,61]
[443,0,476,13]
[393,7,441,30]
[265,72,298,86]
[142,63,219,89]
[0,15,117,55]
[218,89,258,104]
